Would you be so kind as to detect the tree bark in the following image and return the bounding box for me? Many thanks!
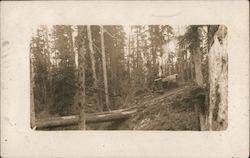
[87,26,98,91]
[178,50,185,83]
[136,27,140,69]
[131,26,136,87]
[127,27,131,81]
[207,25,228,130]
[193,46,203,86]
[100,26,110,111]
[189,49,194,81]
[77,26,87,130]
[30,47,36,129]
[216,26,228,129]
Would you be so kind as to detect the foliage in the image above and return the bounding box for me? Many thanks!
[30,26,50,113]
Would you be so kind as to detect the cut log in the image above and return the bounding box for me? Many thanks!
[87,109,137,123]
[35,109,137,129]
[36,115,80,129]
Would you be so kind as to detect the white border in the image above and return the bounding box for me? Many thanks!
[1,1,249,157]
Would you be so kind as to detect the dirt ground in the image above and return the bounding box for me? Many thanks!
[87,83,200,130]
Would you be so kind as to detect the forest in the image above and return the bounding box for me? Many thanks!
[30,25,228,131]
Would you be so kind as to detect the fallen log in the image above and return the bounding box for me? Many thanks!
[93,106,137,115]
[87,109,137,123]
[35,109,137,129]
[35,115,80,129]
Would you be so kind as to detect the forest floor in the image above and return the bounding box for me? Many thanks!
[87,82,200,130]
[39,82,201,130]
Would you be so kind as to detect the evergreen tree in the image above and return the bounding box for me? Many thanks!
[50,25,76,116]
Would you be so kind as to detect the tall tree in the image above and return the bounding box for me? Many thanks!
[176,43,185,83]
[183,26,204,86]
[104,26,126,108]
[100,26,110,111]
[30,42,36,129]
[160,25,175,77]
[127,26,132,81]
[87,26,98,107]
[77,26,87,129]
[207,25,228,130]
[148,25,160,71]
[136,26,141,69]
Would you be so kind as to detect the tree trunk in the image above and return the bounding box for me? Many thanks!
[193,47,203,86]
[30,49,36,129]
[152,44,156,71]
[77,26,87,130]
[87,26,98,92]
[136,27,140,69]
[35,108,137,129]
[100,26,110,111]
[131,27,136,88]
[178,51,185,83]
[87,25,99,111]
[188,49,194,81]
[207,25,228,130]
[127,28,131,81]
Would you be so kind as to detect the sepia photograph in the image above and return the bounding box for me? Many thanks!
[1,1,249,157]
[30,25,228,131]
